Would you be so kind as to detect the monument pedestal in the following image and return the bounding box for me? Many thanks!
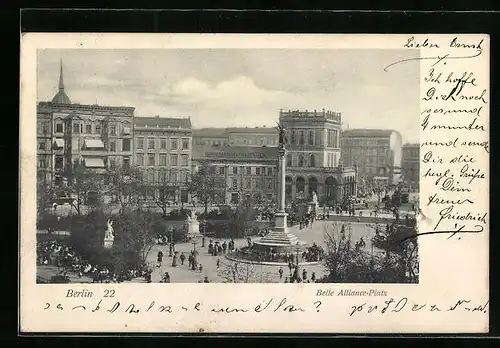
[103,238,114,249]
[186,219,202,240]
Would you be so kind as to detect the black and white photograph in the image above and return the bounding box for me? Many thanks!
[35,48,421,285]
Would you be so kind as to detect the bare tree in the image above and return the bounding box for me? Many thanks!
[65,164,104,215]
[217,259,274,283]
[152,178,178,217]
[105,165,145,215]
[113,209,160,266]
[187,165,225,214]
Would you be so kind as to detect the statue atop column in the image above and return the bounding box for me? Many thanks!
[275,122,287,151]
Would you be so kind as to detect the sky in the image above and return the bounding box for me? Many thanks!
[37,49,420,143]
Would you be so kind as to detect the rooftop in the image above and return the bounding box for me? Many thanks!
[226,126,277,134]
[192,128,229,138]
[279,109,342,122]
[134,116,192,129]
[341,129,395,138]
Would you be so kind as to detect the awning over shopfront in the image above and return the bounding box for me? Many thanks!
[84,158,106,168]
[53,138,64,149]
[84,139,104,149]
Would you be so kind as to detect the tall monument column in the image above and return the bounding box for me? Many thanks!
[274,147,287,233]
[253,123,305,250]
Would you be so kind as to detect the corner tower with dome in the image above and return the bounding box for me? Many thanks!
[36,59,135,194]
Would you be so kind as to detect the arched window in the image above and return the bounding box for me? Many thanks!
[291,130,296,145]
[299,130,305,145]
[310,154,316,167]
[298,155,304,167]
[308,130,314,145]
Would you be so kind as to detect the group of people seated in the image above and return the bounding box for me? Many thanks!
[37,240,148,283]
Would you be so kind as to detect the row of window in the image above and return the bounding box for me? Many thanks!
[350,148,386,156]
[38,139,132,152]
[288,128,322,147]
[194,139,228,147]
[51,121,131,136]
[136,137,190,151]
[343,139,389,146]
[286,153,325,168]
[50,156,131,170]
[228,177,275,191]
[210,166,274,176]
[230,136,277,146]
[136,153,190,167]
[403,150,419,158]
[143,168,190,184]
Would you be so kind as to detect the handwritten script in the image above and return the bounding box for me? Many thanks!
[391,36,489,240]
[42,296,488,318]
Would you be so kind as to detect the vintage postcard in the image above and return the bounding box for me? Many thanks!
[20,33,489,333]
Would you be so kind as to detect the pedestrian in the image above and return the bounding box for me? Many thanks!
[284,277,289,283]
[278,267,283,280]
[180,252,186,266]
[302,269,307,281]
[311,272,316,282]
[216,258,220,269]
[203,276,210,283]
[157,250,163,263]
[199,264,203,273]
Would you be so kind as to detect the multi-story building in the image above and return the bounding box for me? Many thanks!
[402,143,420,188]
[279,109,357,205]
[340,129,403,185]
[133,116,193,204]
[192,128,229,147]
[192,145,278,205]
[37,61,135,189]
[192,126,279,148]
[227,127,278,147]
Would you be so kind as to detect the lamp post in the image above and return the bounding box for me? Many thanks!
[201,219,206,247]
[192,239,197,252]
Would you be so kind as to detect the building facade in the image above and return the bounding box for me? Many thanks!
[192,145,278,205]
[279,109,357,205]
[192,128,229,147]
[340,129,403,185]
[402,143,420,188]
[227,127,278,147]
[193,126,279,148]
[133,116,193,204]
[37,61,135,189]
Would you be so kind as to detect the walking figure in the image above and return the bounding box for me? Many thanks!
[216,258,220,269]
[180,252,186,266]
[157,251,163,267]
[278,267,284,280]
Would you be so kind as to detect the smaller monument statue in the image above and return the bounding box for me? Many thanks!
[311,191,319,215]
[103,219,114,249]
[186,210,201,239]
